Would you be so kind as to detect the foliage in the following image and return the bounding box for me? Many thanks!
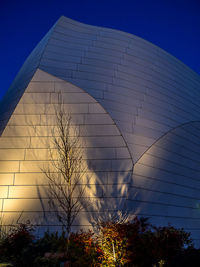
[69,230,103,266]
[99,221,130,266]
[0,217,195,267]
[98,217,193,267]
[150,225,193,266]
[99,217,150,266]
[34,231,67,254]
[0,222,35,266]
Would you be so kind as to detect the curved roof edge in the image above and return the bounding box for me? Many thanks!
[59,15,200,78]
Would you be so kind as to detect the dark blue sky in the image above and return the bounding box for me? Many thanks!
[0,0,199,100]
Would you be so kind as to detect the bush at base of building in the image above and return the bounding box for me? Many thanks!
[0,217,195,266]
[68,230,103,266]
[0,222,35,266]
[99,217,193,266]
[0,225,102,267]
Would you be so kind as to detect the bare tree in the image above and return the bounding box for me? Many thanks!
[42,105,89,238]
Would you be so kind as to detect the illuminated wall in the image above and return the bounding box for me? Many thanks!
[0,69,132,232]
[1,16,200,242]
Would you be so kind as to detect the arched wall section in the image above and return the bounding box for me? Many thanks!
[129,121,200,244]
[0,69,132,233]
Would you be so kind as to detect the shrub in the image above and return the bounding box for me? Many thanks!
[150,225,193,266]
[98,217,193,267]
[99,221,131,266]
[0,222,35,266]
[69,230,103,266]
[34,231,67,255]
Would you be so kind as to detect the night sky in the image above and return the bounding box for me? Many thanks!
[0,0,199,101]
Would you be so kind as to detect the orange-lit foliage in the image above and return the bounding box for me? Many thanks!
[99,217,193,267]
[99,217,149,266]
[69,230,103,266]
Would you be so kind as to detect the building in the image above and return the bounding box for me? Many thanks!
[1,16,200,242]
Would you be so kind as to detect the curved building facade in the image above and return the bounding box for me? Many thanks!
[1,16,200,242]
